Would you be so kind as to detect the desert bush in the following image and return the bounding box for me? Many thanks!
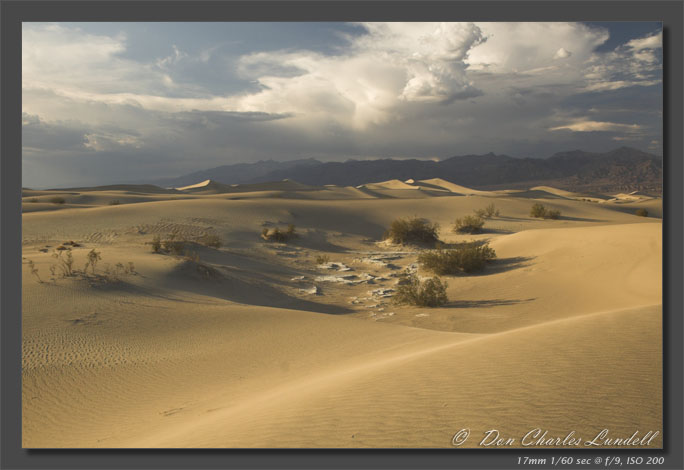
[151,234,162,253]
[28,198,39,203]
[545,209,561,219]
[453,215,485,234]
[49,196,66,204]
[108,200,121,205]
[393,275,448,307]
[262,225,297,242]
[419,242,496,275]
[315,254,331,265]
[84,249,102,275]
[474,203,500,219]
[635,208,649,217]
[52,249,75,277]
[384,217,440,245]
[197,233,222,248]
[161,234,186,255]
[484,203,500,218]
[530,203,561,219]
[530,203,546,218]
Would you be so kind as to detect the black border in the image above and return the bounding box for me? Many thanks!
[2,2,682,469]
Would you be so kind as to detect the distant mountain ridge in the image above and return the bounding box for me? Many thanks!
[151,147,662,195]
[152,158,321,189]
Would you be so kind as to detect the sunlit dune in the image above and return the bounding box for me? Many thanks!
[22,177,662,448]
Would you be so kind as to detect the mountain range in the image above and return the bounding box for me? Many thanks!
[150,147,662,195]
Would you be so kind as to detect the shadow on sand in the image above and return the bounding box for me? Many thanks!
[446,298,536,308]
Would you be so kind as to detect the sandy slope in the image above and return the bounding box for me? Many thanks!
[21,179,662,448]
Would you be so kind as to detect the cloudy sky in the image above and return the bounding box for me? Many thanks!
[22,22,662,188]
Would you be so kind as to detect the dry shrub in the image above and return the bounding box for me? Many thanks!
[474,203,500,219]
[49,196,66,204]
[384,217,439,245]
[262,225,297,242]
[84,249,102,275]
[394,275,448,307]
[454,215,485,234]
[418,242,496,275]
[635,208,649,217]
[52,249,75,277]
[531,203,561,219]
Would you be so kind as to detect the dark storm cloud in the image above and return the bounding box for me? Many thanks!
[22,22,662,188]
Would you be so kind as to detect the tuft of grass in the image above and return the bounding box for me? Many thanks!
[635,208,649,217]
[384,217,440,245]
[453,215,485,234]
[530,203,561,219]
[394,274,448,307]
[49,196,66,204]
[418,242,496,275]
[108,200,121,205]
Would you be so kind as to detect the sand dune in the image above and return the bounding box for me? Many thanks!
[21,179,662,448]
[416,178,493,195]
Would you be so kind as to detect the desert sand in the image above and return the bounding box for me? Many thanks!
[21,178,662,448]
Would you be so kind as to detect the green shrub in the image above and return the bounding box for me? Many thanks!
[418,242,496,275]
[635,208,649,217]
[394,275,448,307]
[108,200,120,205]
[530,203,561,219]
[384,217,439,245]
[49,196,66,204]
[453,215,485,234]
